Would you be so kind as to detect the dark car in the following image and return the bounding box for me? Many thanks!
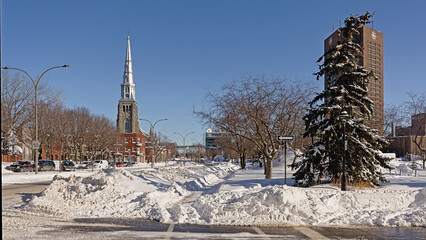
[37,160,56,171]
[10,161,34,172]
[127,162,138,167]
[62,160,76,171]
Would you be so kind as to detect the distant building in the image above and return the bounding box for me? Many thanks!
[395,113,426,137]
[386,113,426,157]
[116,36,147,162]
[325,25,384,135]
[205,128,230,151]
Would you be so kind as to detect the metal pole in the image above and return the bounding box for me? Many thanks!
[2,65,69,174]
[342,122,346,191]
[140,118,167,167]
[284,141,287,185]
[174,132,194,166]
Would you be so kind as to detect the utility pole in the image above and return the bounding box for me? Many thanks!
[2,65,69,174]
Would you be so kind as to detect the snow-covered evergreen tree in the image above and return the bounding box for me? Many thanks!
[294,12,391,187]
[6,127,23,157]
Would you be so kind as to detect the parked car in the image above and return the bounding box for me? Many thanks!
[93,160,109,169]
[37,160,56,171]
[78,161,93,169]
[115,162,127,167]
[62,160,76,171]
[10,161,34,172]
[127,162,138,167]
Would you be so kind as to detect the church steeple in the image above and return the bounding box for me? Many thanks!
[117,35,140,134]
[121,35,136,101]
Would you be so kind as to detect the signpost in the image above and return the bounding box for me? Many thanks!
[277,135,294,185]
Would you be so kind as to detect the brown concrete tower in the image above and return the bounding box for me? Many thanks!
[324,26,384,135]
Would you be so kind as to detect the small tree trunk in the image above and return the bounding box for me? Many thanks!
[264,159,267,175]
[265,159,273,179]
[423,155,425,169]
[240,153,246,169]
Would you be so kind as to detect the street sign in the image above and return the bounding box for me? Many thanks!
[32,140,40,150]
[278,135,294,141]
[277,135,294,186]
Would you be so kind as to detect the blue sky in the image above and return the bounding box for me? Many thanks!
[2,0,425,145]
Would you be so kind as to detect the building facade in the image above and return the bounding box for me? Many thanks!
[325,26,384,135]
[386,113,426,157]
[116,36,146,162]
[205,128,230,151]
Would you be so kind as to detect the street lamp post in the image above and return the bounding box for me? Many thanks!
[174,132,194,166]
[192,138,204,163]
[339,110,350,191]
[139,118,167,167]
[2,65,69,174]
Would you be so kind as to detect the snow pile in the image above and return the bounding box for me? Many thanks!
[183,166,237,191]
[26,169,190,221]
[395,163,415,175]
[179,185,425,227]
[16,160,426,227]
[153,167,201,182]
[26,171,132,217]
[409,188,426,208]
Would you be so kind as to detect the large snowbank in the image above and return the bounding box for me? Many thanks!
[4,156,426,228]
[182,185,425,227]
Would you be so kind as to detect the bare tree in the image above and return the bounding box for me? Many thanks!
[403,92,426,126]
[85,115,119,160]
[38,102,64,159]
[1,72,34,136]
[196,74,315,179]
[216,132,254,169]
[404,92,426,168]
[1,72,62,158]
[383,104,404,137]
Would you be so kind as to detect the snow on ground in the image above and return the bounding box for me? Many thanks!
[2,153,426,227]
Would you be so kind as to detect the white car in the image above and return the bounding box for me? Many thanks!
[78,161,93,169]
[93,160,109,169]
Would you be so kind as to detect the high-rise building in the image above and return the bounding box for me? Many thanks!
[116,36,146,162]
[205,128,230,151]
[324,26,384,135]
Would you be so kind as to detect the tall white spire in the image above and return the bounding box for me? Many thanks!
[121,35,136,101]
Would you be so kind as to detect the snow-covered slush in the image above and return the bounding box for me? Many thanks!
[23,162,426,227]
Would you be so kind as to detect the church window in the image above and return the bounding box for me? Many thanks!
[125,117,132,133]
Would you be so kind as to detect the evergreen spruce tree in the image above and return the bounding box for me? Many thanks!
[294,12,391,187]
